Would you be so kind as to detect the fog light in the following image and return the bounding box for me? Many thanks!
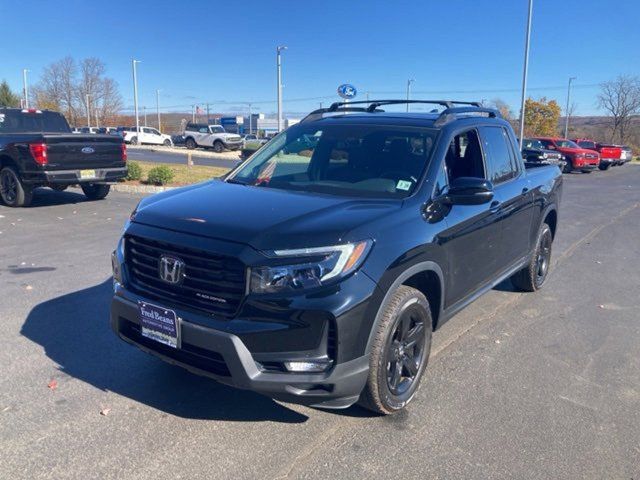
[111,251,123,284]
[284,360,333,373]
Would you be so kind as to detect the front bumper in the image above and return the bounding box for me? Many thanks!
[110,290,370,409]
[224,142,243,151]
[22,167,127,185]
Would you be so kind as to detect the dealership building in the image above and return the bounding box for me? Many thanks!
[215,114,300,135]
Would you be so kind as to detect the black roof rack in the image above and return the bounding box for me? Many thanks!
[300,99,500,124]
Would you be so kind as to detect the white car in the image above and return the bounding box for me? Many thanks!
[122,127,173,146]
[183,123,243,152]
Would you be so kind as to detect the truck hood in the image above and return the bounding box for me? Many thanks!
[132,180,400,251]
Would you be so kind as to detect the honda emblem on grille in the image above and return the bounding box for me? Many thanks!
[158,255,185,285]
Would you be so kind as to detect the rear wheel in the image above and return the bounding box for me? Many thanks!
[359,285,432,415]
[598,163,611,171]
[511,223,553,292]
[0,166,32,207]
[163,139,171,147]
[213,141,224,153]
[81,183,110,201]
[130,136,139,145]
[185,137,197,149]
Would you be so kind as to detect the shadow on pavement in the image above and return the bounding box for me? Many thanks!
[21,279,308,424]
[27,188,88,207]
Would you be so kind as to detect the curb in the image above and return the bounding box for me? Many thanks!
[112,184,177,194]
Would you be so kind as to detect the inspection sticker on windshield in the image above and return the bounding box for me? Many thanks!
[396,180,412,191]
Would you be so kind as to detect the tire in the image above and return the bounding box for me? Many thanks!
[598,163,611,171]
[81,183,111,201]
[130,136,139,145]
[50,184,68,192]
[163,139,171,147]
[0,166,33,207]
[213,141,224,153]
[511,223,553,292]
[185,137,196,150]
[562,161,572,174]
[359,285,432,415]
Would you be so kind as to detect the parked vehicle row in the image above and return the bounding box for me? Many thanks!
[572,138,631,170]
[0,108,127,207]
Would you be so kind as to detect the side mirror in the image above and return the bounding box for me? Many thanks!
[441,177,494,206]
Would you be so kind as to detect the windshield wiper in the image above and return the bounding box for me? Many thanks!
[226,178,250,186]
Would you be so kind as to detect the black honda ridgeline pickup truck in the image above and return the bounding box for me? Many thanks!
[0,108,127,207]
[111,100,562,414]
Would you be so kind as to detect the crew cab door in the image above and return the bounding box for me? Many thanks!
[479,126,534,268]
[143,127,163,145]
[436,128,504,307]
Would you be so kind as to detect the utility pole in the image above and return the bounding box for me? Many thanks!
[206,103,210,123]
[406,79,415,112]
[143,106,147,127]
[22,69,29,109]
[156,89,161,131]
[319,102,323,109]
[191,105,195,123]
[85,93,91,128]
[518,0,533,150]
[564,76,577,138]
[276,45,287,132]
[132,60,141,136]
[248,103,252,135]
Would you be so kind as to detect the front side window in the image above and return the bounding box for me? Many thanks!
[210,126,225,134]
[228,123,437,198]
[555,139,580,149]
[481,126,517,184]
[444,129,486,182]
[577,141,596,149]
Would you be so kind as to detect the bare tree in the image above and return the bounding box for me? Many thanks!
[597,75,640,143]
[98,77,124,125]
[32,57,78,123]
[489,98,514,120]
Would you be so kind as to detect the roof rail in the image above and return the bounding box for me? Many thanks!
[299,99,497,124]
[434,106,501,127]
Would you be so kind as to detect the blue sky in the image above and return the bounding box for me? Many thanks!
[1,0,638,116]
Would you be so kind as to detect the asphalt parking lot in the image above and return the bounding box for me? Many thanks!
[1,166,639,480]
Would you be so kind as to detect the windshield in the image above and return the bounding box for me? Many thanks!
[555,139,580,148]
[523,139,543,150]
[577,141,596,149]
[210,126,225,133]
[228,123,437,198]
[0,110,71,133]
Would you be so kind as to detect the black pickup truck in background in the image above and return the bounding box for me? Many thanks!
[0,108,127,207]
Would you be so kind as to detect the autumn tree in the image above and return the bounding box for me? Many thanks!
[523,97,561,136]
[597,75,640,143]
[0,80,21,107]
[490,98,514,120]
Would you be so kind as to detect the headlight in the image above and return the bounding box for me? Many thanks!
[250,240,372,294]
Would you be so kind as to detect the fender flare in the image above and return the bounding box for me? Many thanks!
[364,261,445,355]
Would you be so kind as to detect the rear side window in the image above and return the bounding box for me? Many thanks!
[0,111,70,133]
[480,126,518,184]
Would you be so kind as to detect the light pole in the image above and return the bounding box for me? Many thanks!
[132,60,141,136]
[518,0,533,150]
[85,93,91,128]
[564,76,576,138]
[143,106,147,127]
[276,45,287,132]
[406,79,415,112]
[22,69,29,108]
[247,103,252,135]
[156,89,162,131]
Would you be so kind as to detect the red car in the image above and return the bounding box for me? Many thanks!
[572,138,622,171]
[535,137,600,174]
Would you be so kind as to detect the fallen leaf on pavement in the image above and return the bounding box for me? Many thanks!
[47,379,58,390]
[100,408,111,416]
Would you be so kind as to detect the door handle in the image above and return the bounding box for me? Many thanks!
[489,200,501,212]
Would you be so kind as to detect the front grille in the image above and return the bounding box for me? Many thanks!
[585,153,598,159]
[125,235,246,317]
[120,319,231,377]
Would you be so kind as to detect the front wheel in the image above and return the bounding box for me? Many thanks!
[185,137,197,150]
[81,183,111,201]
[0,166,33,207]
[359,285,432,415]
[163,139,171,147]
[213,141,224,153]
[598,163,611,171]
[511,223,553,292]
[563,161,573,174]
